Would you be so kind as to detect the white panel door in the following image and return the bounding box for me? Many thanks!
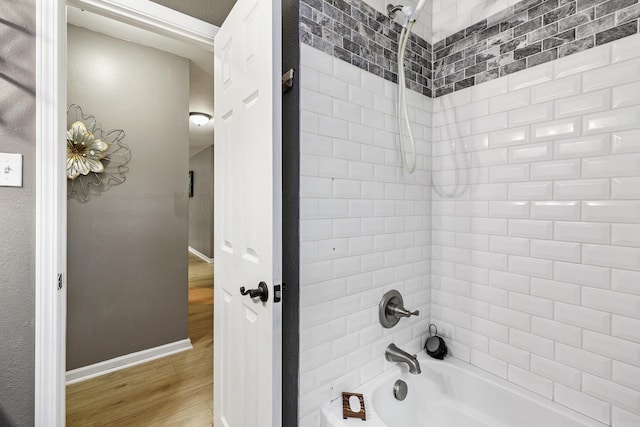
[213,0,282,426]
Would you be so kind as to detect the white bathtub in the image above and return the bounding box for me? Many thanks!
[321,353,606,427]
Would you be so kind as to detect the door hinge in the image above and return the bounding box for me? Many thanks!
[282,69,295,93]
[57,273,63,290]
[274,284,282,303]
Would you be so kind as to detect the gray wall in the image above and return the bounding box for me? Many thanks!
[66,25,190,369]
[188,147,214,258]
[0,1,36,426]
[0,3,244,425]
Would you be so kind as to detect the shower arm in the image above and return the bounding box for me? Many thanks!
[386,4,404,19]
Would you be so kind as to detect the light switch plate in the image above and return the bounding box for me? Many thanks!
[0,153,23,187]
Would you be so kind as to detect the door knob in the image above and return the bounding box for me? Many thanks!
[240,281,269,302]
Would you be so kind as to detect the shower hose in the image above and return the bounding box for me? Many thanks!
[397,20,417,174]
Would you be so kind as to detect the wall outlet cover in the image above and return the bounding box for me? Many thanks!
[0,153,23,187]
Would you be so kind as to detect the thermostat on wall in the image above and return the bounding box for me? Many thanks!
[0,153,23,187]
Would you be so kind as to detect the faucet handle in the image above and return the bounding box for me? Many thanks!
[379,290,420,328]
[387,302,419,318]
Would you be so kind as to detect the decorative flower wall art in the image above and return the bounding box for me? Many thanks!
[67,121,110,179]
[66,104,131,202]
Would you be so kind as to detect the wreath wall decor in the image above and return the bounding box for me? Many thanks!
[67,104,131,202]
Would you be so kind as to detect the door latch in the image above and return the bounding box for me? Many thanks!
[57,273,63,290]
[274,284,281,303]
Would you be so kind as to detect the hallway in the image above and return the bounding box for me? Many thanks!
[66,253,213,426]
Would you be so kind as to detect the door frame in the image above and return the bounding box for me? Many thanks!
[34,1,217,425]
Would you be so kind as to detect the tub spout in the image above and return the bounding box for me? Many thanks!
[385,343,421,374]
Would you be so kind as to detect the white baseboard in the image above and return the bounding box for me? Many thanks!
[188,246,214,263]
[66,338,192,385]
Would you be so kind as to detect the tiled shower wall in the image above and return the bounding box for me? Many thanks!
[298,0,640,425]
[430,33,640,425]
[433,0,519,42]
[300,0,434,96]
[298,41,432,425]
[431,0,640,96]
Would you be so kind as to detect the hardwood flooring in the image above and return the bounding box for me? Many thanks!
[66,253,214,426]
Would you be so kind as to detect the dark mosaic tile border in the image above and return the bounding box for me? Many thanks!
[432,0,640,96]
[300,0,640,99]
[300,0,434,97]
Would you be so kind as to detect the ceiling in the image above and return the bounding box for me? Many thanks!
[67,6,217,158]
[149,0,237,27]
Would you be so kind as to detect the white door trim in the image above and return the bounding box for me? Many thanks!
[66,0,217,51]
[34,1,218,425]
[35,1,66,424]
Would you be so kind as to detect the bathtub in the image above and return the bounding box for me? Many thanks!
[321,353,606,427]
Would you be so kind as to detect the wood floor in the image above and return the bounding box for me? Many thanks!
[66,253,214,426]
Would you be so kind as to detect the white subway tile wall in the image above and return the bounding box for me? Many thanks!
[431,34,640,425]
[299,43,433,426]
